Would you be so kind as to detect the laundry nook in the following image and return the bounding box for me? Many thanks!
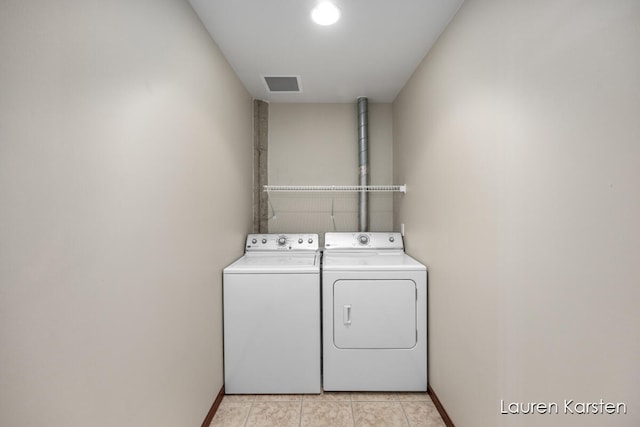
[1,1,638,427]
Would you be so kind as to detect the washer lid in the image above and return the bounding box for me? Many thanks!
[322,251,426,271]
[224,252,319,274]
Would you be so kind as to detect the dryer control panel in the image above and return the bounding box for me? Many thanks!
[246,234,319,251]
[324,232,404,250]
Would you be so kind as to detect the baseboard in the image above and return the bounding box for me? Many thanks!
[428,384,455,427]
[201,385,225,427]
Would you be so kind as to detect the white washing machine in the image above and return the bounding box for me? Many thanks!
[322,232,427,391]
[223,234,320,394]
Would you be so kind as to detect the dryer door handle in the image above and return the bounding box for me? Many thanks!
[343,305,352,325]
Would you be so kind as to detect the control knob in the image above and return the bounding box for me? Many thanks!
[358,234,369,245]
[298,238,303,244]
[251,238,257,244]
[262,238,267,244]
[308,238,314,244]
[389,236,395,242]
[278,236,287,246]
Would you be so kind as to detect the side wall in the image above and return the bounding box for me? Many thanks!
[393,0,640,426]
[268,103,393,239]
[0,1,253,426]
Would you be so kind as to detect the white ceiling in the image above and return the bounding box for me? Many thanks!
[189,0,464,103]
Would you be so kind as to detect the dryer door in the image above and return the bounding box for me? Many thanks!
[333,279,417,349]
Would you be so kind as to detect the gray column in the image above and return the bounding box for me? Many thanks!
[253,100,269,233]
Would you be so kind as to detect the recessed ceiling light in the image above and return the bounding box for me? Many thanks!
[311,2,341,26]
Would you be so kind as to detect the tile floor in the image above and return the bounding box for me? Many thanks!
[209,391,446,427]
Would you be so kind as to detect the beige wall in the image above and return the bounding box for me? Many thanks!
[268,103,394,240]
[0,1,252,426]
[394,0,640,426]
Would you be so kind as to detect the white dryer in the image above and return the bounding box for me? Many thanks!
[223,234,320,394]
[322,232,427,391]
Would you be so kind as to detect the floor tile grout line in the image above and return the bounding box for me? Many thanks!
[298,397,303,427]
[242,396,253,427]
[349,392,357,426]
[399,400,412,427]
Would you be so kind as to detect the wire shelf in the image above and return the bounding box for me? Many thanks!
[263,185,406,193]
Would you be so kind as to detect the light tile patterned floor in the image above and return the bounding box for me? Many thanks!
[210,391,446,427]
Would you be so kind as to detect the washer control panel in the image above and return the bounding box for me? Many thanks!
[324,232,404,250]
[246,234,319,251]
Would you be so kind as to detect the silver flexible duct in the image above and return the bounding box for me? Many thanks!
[357,97,369,232]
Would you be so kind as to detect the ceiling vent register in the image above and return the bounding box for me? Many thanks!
[263,76,302,93]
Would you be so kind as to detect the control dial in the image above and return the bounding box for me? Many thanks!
[298,238,303,244]
[262,238,267,244]
[277,236,287,246]
[357,234,370,245]
[251,238,257,244]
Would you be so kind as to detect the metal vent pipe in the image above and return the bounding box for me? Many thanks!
[357,97,369,232]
